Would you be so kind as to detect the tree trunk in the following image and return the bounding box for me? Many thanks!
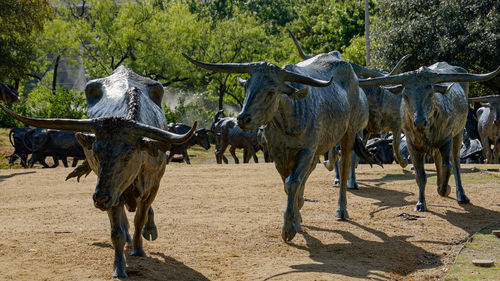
[52,54,61,95]
[218,83,225,110]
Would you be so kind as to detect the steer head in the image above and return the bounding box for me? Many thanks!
[469,95,500,126]
[182,53,333,131]
[194,128,211,150]
[358,65,500,131]
[0,82,21,103]
[0,106,196,211]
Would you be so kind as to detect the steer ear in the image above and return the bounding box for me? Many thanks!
[75,133,95,150]
[138,137,171,157]
[236,76,247,87]
[283,84,309,100]
[434,83,455,95]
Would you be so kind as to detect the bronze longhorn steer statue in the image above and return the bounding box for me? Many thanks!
[288,29,410,189]
[358,63,500,211]
[183,47,377,241]
[0,66,196,278]
[469,95,500,163]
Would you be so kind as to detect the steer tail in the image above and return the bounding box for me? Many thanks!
[66,160,92,182]
[353,136,383,168]
[8,128,15,147]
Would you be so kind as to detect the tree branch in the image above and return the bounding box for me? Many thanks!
[224,90,243,109]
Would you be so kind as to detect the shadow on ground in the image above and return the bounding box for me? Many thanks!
[265,221,441,281]
[0,171,35,182]
[92,243,209,281]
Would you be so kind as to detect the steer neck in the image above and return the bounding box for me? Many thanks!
[272,94,307,136]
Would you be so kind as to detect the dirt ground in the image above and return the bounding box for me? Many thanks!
[0,162,499,280]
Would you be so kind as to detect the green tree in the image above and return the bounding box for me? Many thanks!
[286,0,374,64]
[0,0,53,83]
[372,0,500,96]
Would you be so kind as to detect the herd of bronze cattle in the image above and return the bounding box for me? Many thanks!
[1,30,499,278]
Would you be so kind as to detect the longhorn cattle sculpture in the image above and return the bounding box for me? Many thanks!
[288,29,409,189]
[358,63,500,211]
[469,95,500,163]
[0,66,196,278]
[183,50,376,242]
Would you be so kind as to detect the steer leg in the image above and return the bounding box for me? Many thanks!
[451,134,470,203]
[408,144,427,211]
[107,204,128,278]
[433,149,451,197]
[215,143,228,164]
[482,137,492,164]
[131,184,159,257]
[71,158,79,167]
[61,157,69,168]
[392,127,408,168]
[229,146,239,164]
[296,155,318,225]
[333,160,341,185]
[182,148,191,165]
[494,141,500,164]
[335,136,354,219]
[437,138,453,197]
[347,151,359,190]
[8,153,18,165]
[142,206,158,241]
[282,148,315,242]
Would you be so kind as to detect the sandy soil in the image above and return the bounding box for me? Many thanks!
[0,163,499,280]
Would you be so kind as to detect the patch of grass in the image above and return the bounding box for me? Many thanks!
[473,165,500,178]
[445,224,500,281]
[0,128,12,147]
[426,174,497,185]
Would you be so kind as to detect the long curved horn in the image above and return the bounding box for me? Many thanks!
[281,69,334,87]
[434,66,500,83]
[387,54,412,76]
[130,121,197,144]
[287,29,312,60]
[468,95,500,103]
[182,53,252,74]
[358,73,409,87]
[0,103,94,132]
[351,54,412,78]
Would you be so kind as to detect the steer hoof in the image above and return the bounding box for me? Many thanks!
[130,247,147,257]
[437,185,451,197]
[457,194,470,204]
[112,267,128,278]
[335,208,349,220]
[142,226,158,241]
[281,222,299,242]
[414,202,427,212]
[347,182,359,190]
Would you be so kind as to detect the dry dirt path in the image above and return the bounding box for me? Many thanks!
[0,163,498,280]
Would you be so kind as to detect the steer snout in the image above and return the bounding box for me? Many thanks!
[413,114,429,130]
[93,191,112,210]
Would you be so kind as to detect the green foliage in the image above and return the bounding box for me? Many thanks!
[162,90,217,128]
[342,35,366,65]
[0,0,53,81]
[286,0,374,58]
[372,0,500,96]
[0,86,86,128]
[26,86,86,119]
